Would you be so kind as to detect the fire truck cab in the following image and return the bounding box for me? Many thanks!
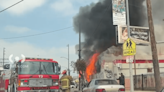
[4,58,61,92]
[0,69,11,92]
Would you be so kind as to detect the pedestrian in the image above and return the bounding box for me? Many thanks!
[60,70,73,92]
[117,73,125,87]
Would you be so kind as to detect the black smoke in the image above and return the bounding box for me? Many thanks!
[73,0,147,61]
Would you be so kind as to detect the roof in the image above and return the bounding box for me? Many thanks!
[18,58,58,63]
[115,59,164,63]
[92,78,116,81]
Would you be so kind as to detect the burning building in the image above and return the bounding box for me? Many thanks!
[73,0,164,89]
[90,47,164,90]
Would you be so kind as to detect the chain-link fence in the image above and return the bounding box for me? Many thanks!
[133,73,164,90]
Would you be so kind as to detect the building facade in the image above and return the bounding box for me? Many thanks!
[94,59,164,90]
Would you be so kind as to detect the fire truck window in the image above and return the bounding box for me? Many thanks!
[18,62,40,74]
[18,61,58,74]
[40,62,58,74]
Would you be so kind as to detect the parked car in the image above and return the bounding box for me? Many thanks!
[70,81,77,88]
[83,79,125,92]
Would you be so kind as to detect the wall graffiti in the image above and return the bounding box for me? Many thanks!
[104,69,113,78]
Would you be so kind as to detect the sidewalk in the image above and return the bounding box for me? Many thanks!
[125,90,155,92]
[73,88,155,92]
[73,90,155,92]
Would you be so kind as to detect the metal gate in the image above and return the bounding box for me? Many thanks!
[133,73,164,90]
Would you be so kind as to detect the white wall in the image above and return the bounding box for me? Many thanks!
[116,63,164,77]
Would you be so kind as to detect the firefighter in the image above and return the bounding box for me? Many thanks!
[60,70,73,92]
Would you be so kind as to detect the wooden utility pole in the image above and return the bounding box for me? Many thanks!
[134,55,137,89]
[79,23,81,91]
[134,55,136,76]
[146,0,162,91]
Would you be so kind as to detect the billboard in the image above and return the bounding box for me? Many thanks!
[112,0,126,25]
[117,25,150,44]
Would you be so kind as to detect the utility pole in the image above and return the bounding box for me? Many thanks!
[68,44,70,76]
[126,0,134,91]
[134,55,136,76]
[3,48,5,68]
[79,23,81,91]
[134,55,136,89]
[146,0,162,91]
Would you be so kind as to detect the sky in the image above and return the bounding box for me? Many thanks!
[0,0,99,76]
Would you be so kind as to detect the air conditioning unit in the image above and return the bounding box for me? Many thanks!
[117,64,122,69]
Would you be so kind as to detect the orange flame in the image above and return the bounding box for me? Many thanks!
[85,53,100,82]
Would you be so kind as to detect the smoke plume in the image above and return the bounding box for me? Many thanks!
[73,0,147,60]
[136,0,164,59]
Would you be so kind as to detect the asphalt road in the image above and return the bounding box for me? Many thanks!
[59,87,80,92]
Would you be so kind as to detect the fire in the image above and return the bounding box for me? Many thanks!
[86,53,100,82]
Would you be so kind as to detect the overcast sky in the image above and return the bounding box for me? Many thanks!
[0,0,99,76]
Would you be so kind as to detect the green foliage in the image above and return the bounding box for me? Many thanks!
[75,59,86,72]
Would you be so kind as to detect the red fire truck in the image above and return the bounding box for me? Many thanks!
[0,57,61,92]
[0,70,11,92]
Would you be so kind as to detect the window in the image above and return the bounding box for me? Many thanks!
[147,68,152,72]
[18,61,58,74]
[71,82,75,85]
[95,80,118,85]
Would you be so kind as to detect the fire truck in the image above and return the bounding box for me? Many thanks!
[0,69,11,92]
[0,57,61,92]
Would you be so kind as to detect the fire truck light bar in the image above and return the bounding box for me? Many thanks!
[25,57,52,60]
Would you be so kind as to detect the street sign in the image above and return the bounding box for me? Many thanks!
[123,38,136,56]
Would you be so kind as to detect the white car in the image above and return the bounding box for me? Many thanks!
[83,79,125,92]
[70,82,77,88]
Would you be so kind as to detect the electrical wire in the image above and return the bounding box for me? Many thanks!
[1,26,73,39]
[0,0,24,13]
[0,1,145,40]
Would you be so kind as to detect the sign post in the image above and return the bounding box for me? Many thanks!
[123,38,136,92]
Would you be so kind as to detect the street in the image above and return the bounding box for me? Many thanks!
[70,89,155,92]
[59,87,79,92]
[70,88,79,92]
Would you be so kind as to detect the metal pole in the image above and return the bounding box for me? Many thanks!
[79,23,81,91]
[3,48,5,68]
[134,55,136,89]
[146,0,162,91]
[126,0,134,91]
[68,44,70,76]
[79,23,81,60]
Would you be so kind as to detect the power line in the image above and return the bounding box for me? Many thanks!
[1,26,73,39]
[0,0,24,13]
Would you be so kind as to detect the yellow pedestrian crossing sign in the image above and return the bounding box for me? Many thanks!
[123,38,136,56]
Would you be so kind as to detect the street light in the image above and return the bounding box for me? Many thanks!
[61,57,70,75]
[61,66,73,71]
[60,44,70,75]
[61,56,67,60]
[61,44,70,75]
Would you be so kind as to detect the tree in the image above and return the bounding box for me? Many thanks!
[75,59,86,72]
[75,59,87,87]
